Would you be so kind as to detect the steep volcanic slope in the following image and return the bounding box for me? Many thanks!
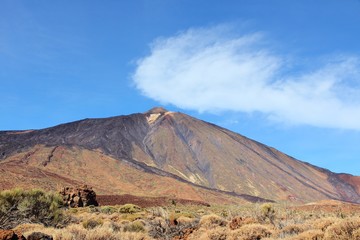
[1,145,255,205]
[0,107,359,203]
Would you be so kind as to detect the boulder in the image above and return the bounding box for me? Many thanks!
[59,185,98,208]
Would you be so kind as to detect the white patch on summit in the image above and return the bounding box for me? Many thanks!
[147,113,161,124]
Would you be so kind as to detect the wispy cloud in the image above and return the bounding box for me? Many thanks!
[132,25,360,130]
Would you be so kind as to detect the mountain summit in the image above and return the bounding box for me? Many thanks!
[0,108,359,204]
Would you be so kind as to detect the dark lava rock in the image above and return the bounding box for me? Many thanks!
[59,185,98,207]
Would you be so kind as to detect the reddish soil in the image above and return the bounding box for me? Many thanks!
[291,200,360,214]
[97,194,210,208]
[338,174,360,194]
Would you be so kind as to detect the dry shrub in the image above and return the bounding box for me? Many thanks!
[188,227,228,240]
[202,227,228,240]
[84,227,119,240]
[13,223,44,235]
[25,222,153,240]
[324,218,360,240]
[228,223,272,240]
[197,209,206,216]
[82,218,104,229]
[198,214,228,229]
[176,216,196,226]
[120,231,153,240]
[277,224,305,238]
[257,203,276,224]
[169,211,194,225]
[110,213,123,221]
[0,188,64,229]
[123,220,146,232]
[119,204,142,214]
[229,216,257,230]
[290,229,324,240]
[148,207,169,219]
[16,223,69,240]
[352,228,360,239]
[120,213,144,222]
[311,217,337,231]
[61,224,87,239]
[102,221,122,232]
[101,206,118,214]
[54,230,74,240]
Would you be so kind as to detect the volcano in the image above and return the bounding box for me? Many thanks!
[0,107,359,204]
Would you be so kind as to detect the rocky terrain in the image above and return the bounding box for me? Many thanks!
[0,107,359,204]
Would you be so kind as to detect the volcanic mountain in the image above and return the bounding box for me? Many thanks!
[0,107,359,204]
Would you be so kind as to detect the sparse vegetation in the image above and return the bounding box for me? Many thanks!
[2,188,360,239]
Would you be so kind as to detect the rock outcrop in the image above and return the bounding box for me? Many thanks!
[59,185,98,207]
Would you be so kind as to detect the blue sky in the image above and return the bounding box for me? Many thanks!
[1,0,360,175]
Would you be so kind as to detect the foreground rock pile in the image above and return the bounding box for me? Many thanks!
[0,229,25,240]
[0,230,53,240]
[59,185,98,207]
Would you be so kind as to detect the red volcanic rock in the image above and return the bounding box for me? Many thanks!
[0,230,25,240]
[59,185,98,207]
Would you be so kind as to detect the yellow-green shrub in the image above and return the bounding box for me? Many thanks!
[119,204,142,214]
[0,188,64,229]
[82,218,103,229]
[123,220,145,232]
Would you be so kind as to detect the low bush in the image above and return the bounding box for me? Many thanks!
[198,214,228,229]
[196,227,228,240]
[228,223,273,240]
[292,229,324,240]
[258,203,276,224]
[324,218,360,240]
[100,206,118,214]
[278,224,305,238]
[82,218,103,229]
[0,188,64,229]
[119,204,142,214]
[123,220,145,232]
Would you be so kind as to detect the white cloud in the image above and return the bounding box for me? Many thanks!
[132,25,360,130]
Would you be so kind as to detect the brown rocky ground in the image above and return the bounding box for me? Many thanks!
[292,199,360,214]
[0,145,261,205]
[97,194,210,208]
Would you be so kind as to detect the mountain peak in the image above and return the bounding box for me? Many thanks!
[1,109,360,204]
[145,107,169,114]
